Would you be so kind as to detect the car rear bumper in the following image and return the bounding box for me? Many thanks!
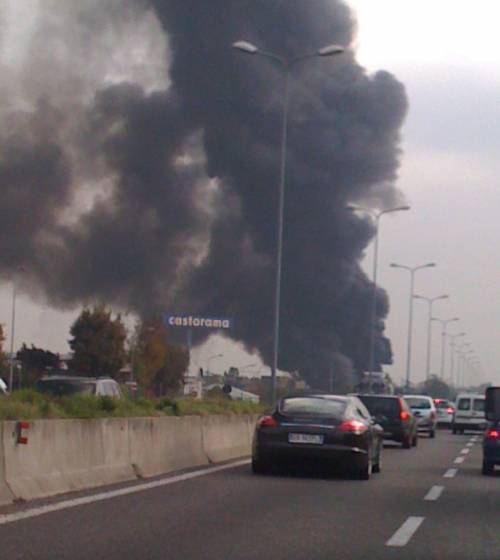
[416,419,436,432]
[381,428,408,443]
[254,440,368,468]
[453,420,487,431]
[483,444,500,464]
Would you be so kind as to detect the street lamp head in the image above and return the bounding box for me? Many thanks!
[425,262,437,268]
[232,41,258,54]
[317,44,344,57]
[384,205,410,214]
[438,294,449,300]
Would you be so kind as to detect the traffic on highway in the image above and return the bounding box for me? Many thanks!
[0,389,499,559]
[0,1,500,559]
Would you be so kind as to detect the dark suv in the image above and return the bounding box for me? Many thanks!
[357,394,418,448]
[482,421,500,475]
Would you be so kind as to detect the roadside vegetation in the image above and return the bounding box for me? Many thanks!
[0,390,265,421]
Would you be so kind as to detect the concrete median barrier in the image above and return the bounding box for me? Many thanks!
[0,414,259,505]
[129,416,208,478]
[2,418,135,501]
[0,424,14,506]
[202,415,257,463]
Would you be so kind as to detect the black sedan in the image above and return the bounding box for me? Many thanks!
[251,395,383,479]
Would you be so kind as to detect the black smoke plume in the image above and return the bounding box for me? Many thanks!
[0,0,407,388]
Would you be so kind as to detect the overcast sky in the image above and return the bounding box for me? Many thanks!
[0,0,498,386]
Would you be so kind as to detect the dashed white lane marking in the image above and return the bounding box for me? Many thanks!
[444,468,458,478]
[386,516,425,547]
[424,485,444,501]
[466,442,474,447]
[454,456,465,464]
[0,459,250,526]
[460,448,470,455]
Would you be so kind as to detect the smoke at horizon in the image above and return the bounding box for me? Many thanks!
[0,0,407,387]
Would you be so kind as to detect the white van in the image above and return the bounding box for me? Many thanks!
[452,393,486,434]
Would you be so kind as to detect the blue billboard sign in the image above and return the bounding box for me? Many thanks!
[164,314,234,330]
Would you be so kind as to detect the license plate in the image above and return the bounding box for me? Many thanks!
[288,433,324,445]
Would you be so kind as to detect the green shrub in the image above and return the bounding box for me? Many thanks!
[0,392,264,420]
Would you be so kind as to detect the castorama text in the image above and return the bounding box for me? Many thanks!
[165,315,234,329]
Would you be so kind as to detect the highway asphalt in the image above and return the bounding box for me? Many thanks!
[0,430,498,559]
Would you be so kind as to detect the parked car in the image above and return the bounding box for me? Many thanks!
[0,377,8,396]
[483,386,500,475]
[35,376,122,398]
[252,394,383,479]
[452,393,486,434]
[357,394,418,448]
[404,395,437,438]
[434,399,454,427]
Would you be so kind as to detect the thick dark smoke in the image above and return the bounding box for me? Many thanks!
[0,0,407,388]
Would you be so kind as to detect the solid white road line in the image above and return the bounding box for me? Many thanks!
[460,448,470,455]
[386,516,425,547]
[444,468,458,478]
[424,485,444,501]
[0,459,250,526]
[454,456,465,464]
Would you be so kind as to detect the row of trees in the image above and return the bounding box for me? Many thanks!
[12,306,189,396]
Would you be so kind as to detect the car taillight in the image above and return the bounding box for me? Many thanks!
[400,410,410,421]
[430,410,436,420]
[338,420,367,435]
[486,429,499,440]
[258,415,278,428]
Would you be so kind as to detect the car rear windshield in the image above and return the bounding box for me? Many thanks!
[357,396,400,418]
[473,399,485,412]
[405,397,431,409]
[458,398,471,411]
[280,397,346,418]
[35,379,95,397]
[436,401,451,409]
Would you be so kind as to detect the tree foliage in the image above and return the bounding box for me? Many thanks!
[16,344,61,385]
[132,318,189,395]
[417,375,455,400]
[17,344,60,373]
[69,306,127,377]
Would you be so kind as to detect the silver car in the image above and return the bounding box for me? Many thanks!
[0,377,8,396]
[434,399,454,427]
[404,395,437,438]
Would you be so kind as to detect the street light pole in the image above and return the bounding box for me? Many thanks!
[390,262,436,389]
[431,317,459,380]
[461,351,474,387]
[348,205,410,375]
[8,280,17,392]
[413,294,448,380]
[449,333,466,385]
[233,40,344,403]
